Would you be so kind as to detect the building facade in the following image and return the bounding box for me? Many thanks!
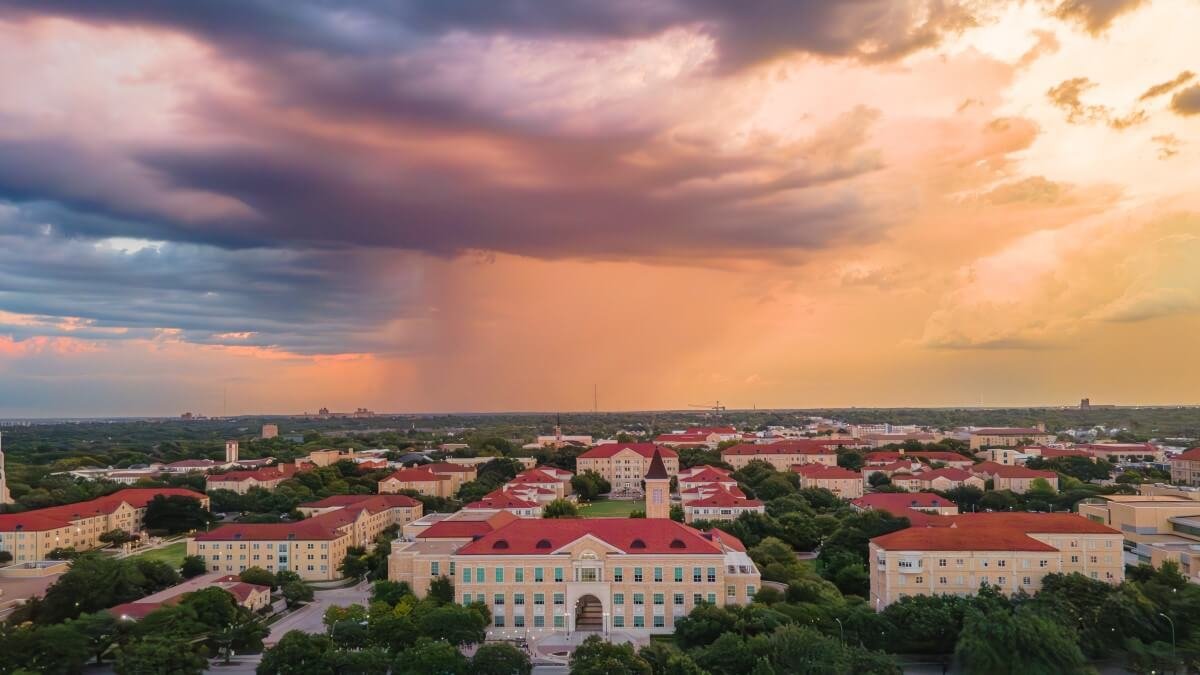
[720,440,846,470]
[968,427,1055,450]
[792,464,864,499]
[868,513,1123,610]
[379,468,455,497]
[576,444,679,496]
[1170,448,1200,486]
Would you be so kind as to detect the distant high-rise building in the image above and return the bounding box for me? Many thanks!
[261,424,279,439]
[225,440,239,464]
[1081,398,1091,409]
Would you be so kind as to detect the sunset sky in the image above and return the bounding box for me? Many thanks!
[1,0,1198,417]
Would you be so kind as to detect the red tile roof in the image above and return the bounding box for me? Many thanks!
[853,492,956,512]
[1175,448,1200,461]
[1036,448,1094,459]
[792,464,861,479]
[972,427,1048,436]
[194,520,344,541]
[654,433,712,443]
[109,602,164,620]
[970,462,1057,479]
[456,518,728,555]
[221,581,270,604]
[679,465,732,478]
[578,443,678,460]
[0,512,75,532]
[686,426,737,434]
[688,487,763,508]
[13,488,208,529]
[678,468,737,483]
[917,468,975,481]
[382,468,450,482]
[872,527,1059,552]
[950,512,1119,534]
[300,494,419,509]
[425,462,477,473]
[507,469,566,484]
[418,511,520,539]
[722,441,841,456]
[466,489,539,510]
[206,466,291,484]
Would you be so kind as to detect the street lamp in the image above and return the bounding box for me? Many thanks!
[833,617,844,644]
[1158,613,1176,674]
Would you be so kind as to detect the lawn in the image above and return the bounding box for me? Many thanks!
[578,499,642,517]
[128,541,187,569]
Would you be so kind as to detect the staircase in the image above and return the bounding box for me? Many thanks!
[575,599,603,631]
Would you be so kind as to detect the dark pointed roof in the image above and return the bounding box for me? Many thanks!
[645,447,670,480]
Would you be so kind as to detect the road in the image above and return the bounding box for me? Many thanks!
[264,579,371,645]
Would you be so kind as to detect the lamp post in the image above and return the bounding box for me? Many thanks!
[1158,612,1176,674]
[833,617,844,644]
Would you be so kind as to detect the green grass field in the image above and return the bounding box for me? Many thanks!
[578,499,642,517]
[128,541,187,569]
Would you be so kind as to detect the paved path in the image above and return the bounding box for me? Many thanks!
[264,579,371,645]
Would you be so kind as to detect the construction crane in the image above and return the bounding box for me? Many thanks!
[688,401,726,412]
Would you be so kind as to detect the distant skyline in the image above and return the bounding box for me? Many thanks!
[1,1,1199,417]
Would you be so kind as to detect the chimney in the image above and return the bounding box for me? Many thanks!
[225,440,239,464]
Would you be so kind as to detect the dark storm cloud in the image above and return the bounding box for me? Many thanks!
[1052,0,1147,34]
[4,0,978,70]
[0,204,428,354]
[1171,85,1200,116]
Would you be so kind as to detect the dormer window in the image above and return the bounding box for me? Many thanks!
[535,539,552,549]
[630,539,646,549]
[669,539,686,549]
[492,540,509,550]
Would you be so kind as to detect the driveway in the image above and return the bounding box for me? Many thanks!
[264,580,371,645]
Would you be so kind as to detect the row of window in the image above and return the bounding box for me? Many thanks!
[460,588,755,610]
[458,565,721,584]
[197,542,330,550]
[898,571,1115,586]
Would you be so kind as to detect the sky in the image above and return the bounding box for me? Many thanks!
[0,0,1198,417]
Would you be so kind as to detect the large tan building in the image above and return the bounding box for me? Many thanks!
[389,462,760,637]
[576,444,678,496]
[968,427,1055,450]
[868,513,1123,610]
[1170,448,1200,486]
[1077,494,1200,580]
[792,464,864,499]
[189,494,421,581]
[0,488,210,563]
[970,462,1059,494]
[206,464,298,495]
[379,467,455,497]
[720,440,851,470]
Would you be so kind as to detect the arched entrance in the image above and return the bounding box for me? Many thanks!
[574,594,603,632]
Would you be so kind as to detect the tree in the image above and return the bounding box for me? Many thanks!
[675,604,738,650]
[115,636,206,675]
[472,642,533,675]
[543,499,579,518]
[99,528,139,547]
[179,586,240,628]
[0,550,11,564]
[67,611,124,665]
[418,604,487,646]
[393,638,469,675]
[570,635,652,675]
[240,566,278,589]
[428,575,455,605]
[330,647,392,674]
[340,546,370,579]
[142,494,214,533]
[571,471,612,500]
[258,630,337,675]
[867,472,891,487]
[41,554,161,623]
[181,554,208,578]
[282,579,315,607]
[371,579,413,606]
[955,605,1089,674]
[670,503,685,522]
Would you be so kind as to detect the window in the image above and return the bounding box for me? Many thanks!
[494,594,505,605]
[494,615,505,627]
[746,586,755,598]
[514,593,525,605]
[496,567,504,583]
[1022,576,1031,585]
[674,593,685,606]
[633,593,644,606]
[449,562,455,575]
[553,593,564,606]
[654,567,663,582]
[535,567,544,582]
[578,568,598,582]
[476,567,484,581]
[1039,560,1048,568]
[634,567,644,582]
[614,593,624,605]
[463,594,471,605]
[554,567,564,582]
[707,567,717,582]
[693,593,703,605]
[707,593,716,604]
[938,559,947,567]
[674,567,684,582]
[1070,555,1080,563]
[534,615,545,628]
[997,560,1007,568]
[614,616,625,628]
[727,585,736,598]
[693,567,702,582]
[554,616,565,628]
[431,561,439,576]
[515,568,524,582]
[653,593,664,606]
[613,567,623,582]
[515,615,525,628]
[938,577,947,585]
[1090,556,1098,564]
[915,576,924,584]
[634,615,644,628]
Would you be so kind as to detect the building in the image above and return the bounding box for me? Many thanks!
[190,494,421,581]
[968,426,1055,450]
[424,462,479,494]
[720,440,845,471]
[162,458,224,473]
[108,573,273,620]
[1169,448,1200,485]
[864,451,974,470]
[447,456,538,471]
[261,424,279,439]
[0,489,210,563]
[576,444,679,496]
[970,462,1059,494]
[402,510,520,541]
[910,468,986,492]
[653,433,718,449]
[1077,494,1200,578]
[299,449,356,468]
[683,486,765,523]
[464,489,544,518]
[860,433,940,448]
[503,468,574,502]
[379,467,455,497]
[1076,443,1163,463]
[389,460,761,637]
[792,464,864,499]
[225,440,239,464]
[868,513,1124,609]
[206,464,298,495]
[852,492,960,517]
[677,466,738,494]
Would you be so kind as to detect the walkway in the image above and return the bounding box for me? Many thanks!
[264,579,371,645]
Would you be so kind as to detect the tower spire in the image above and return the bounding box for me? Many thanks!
[644,446,671,519]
